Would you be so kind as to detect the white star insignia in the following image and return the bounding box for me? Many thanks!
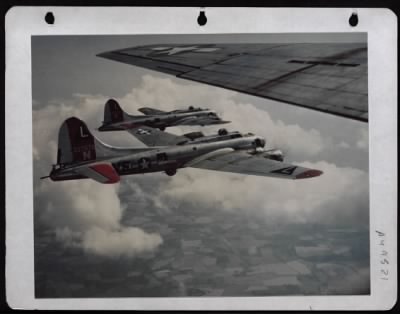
[139,158,150,169]
[137,128,151,135]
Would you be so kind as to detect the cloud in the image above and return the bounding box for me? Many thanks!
[35,178,163,258]
[33,95,164,259]
[36,180,122,231]
[33,74,369,259]
[157,160,369,227]
[81,226,162,258]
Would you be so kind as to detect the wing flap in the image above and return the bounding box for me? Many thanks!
[187,150,323,179]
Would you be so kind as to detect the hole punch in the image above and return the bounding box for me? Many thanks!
[349,12,358,27]
[197,11,207,26]
[45,12,55,25]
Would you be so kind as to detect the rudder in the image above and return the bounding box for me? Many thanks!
[104,99,126,124]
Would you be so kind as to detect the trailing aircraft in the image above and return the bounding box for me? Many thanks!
[99,120,286,162]
[139,105,209,116]
[42,117,322,184]
[98,99,229,132]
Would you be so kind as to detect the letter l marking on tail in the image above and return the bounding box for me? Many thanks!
[80,126,88,138]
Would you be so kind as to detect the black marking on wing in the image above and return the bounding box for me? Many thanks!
[270,166,297,175]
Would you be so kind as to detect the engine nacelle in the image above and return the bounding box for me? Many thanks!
[218,128,228,136]
[254,137,266,148]
[262,149,284,162]
[165,168,177,176]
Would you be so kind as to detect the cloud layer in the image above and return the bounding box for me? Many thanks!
[33,74,369,259]
[33,93,164,259]
[155,160,368,227]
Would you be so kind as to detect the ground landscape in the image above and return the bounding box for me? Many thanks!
[35,188,369,297]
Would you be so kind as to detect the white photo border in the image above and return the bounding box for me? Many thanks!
[5,6,398,310]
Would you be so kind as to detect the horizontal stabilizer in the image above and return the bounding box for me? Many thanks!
[75,163,120,184]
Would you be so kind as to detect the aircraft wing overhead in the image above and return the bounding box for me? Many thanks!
[98,43,368,122]
[185,149,323,179]
[126,126,187,146]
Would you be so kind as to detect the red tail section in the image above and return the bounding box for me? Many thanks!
[57,117,96,164]
[104,99,124,124]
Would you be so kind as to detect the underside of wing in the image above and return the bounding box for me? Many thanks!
[126,126,187,146]
[185,148,323,179]
[98,43,368,122]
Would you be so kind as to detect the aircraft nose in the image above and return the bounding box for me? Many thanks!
[295,169,323,179]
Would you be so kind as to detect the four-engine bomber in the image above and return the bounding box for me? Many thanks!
[43,112,322,184]
[98,99,229,132]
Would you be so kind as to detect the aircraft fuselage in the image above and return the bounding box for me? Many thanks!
[99,109,227,132]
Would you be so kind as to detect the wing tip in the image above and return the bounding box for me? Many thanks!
[295,169,323,179]
[96,51,114,59]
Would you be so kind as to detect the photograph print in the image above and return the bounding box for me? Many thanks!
[32,33,369,298]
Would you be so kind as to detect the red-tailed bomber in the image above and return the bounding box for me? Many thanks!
[41,117,323,184]
[98,99,229,132]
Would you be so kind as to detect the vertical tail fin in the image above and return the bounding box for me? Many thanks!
[103,99,128,124]
[57,117,114,165]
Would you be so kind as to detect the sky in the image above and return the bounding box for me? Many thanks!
[32,34,369,294]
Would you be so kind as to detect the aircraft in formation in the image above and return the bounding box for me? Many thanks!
[42,103,322,183]
[98,99,229,132]
[43,42,368,183]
